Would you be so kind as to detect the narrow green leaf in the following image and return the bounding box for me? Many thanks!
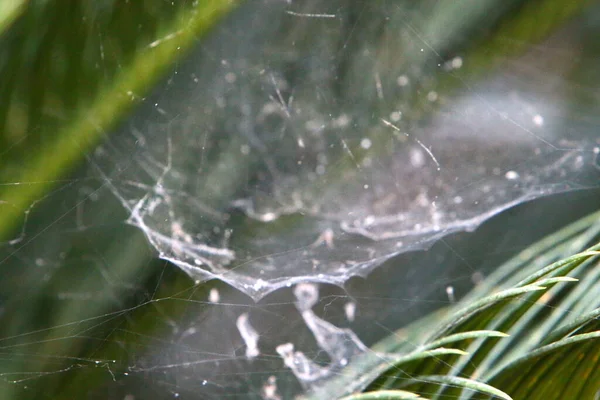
[516,251,599,287]
[420,331,509,352]
[541,308,600,345]
[399,375,512,400]
[435,269,585,396]
[532,276,579,286]
[489,331,600,378]
[369,348,470,392]
[339,390,423,400]
[486,332,600,400]
[428,285,545,340]
[302,348,468,400]
[461,210,600,305]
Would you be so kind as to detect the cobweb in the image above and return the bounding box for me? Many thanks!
[92,0,600,300]
[2,1,600,399]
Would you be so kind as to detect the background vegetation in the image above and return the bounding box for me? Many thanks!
[0,1,598,399]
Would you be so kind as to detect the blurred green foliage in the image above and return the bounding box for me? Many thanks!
[0,2,237,399]
[0,1,598,399]
[0,0,237,240]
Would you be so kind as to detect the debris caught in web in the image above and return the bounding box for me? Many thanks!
[90,0,600,301]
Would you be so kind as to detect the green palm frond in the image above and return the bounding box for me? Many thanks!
[307,210,600,399]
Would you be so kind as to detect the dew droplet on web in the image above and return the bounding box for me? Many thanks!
[208,288,220,303]
[344,302,356,322]
[472,271,485,285]
[332,113,351,128]
[224,72,237,83]
[397,74,409,86]
[446,286,455,303]
[360,138,372,150]
[505,170,519,180]
[390,111,402,121]
[410,148,425,168]
[451,56,463,69]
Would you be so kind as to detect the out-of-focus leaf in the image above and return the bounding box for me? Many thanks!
[0,0,26,34]
[0,0,238,241]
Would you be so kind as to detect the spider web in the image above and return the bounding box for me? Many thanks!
[91,0,600,300]
[1,1,600,399]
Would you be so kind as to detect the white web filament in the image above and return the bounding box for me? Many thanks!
[236,313,260,359]
[277,284,368,389]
